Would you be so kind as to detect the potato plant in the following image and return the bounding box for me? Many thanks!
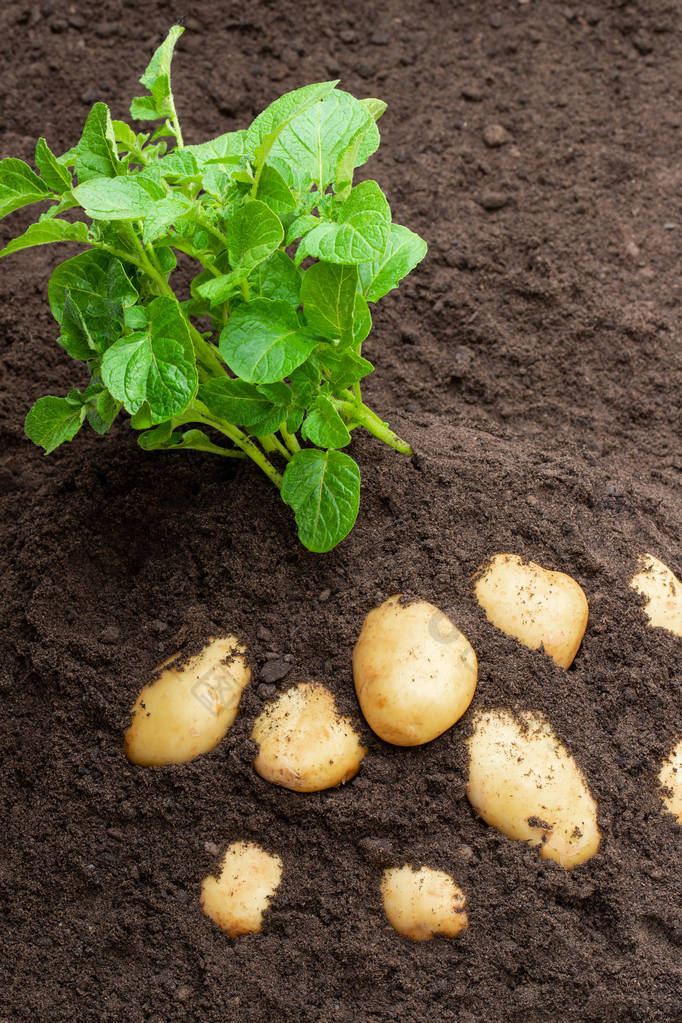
[0,27,426,552]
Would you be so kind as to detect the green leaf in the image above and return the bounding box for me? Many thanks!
[285,213,318,245]
[59,291,95,359]
[0,219,89,258]
[186,131,245,165]
[25,395,86,454]
[101,295,198,425]
[252,250,301,305]
[131,25,184,121]
[196,271,241,306]
[301,395,351,449]
[139,424,234,456]
[49,250,138,353]
[35,138,73,193]
[361,98,388,122]
[245,82,339,168]
[155,150,199,180]
[313,348,374,391]
[352,294,372,345]
[219,299,318,384]
[358,223,427,301]
[0,157,52,219]
[141,195,193,243]
[73,174,164,220]
[199,378,284,434]
[296,181,390,265]
[268,90,377,192]
[87,390,122,434]
[255,164,296,217]
[225,199,284,272]
[75,103,122,183]
[301,263,358,340]
[111,121,139,152]
[281,448,360,552]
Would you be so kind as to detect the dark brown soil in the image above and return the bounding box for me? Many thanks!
[1,1,680,1021]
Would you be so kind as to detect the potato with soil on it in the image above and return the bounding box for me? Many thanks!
[252,681,367,792]
[352,595,477,746]
[201,841,283,937]
[630,554,682,638]
[124,636,250,766]
[381,864,469,941]
[474,554,589,668]
[466,708,600,869]
[659,739,682,824]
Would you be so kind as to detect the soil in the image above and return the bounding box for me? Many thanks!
[0,1,680,1021]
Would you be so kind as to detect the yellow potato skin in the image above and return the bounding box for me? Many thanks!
[124,636,250,766]
[474,554,588,668]
[352,596,478,746]
[200,841,282,937]
[381,865,468,941]
[252,682,367,792]
[630,554,682,638]
[659,739,682,824]
[466,709,600,870]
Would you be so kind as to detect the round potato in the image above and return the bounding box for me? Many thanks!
[381,865,468,941]
[466,708,600,869]
[124,636,250,766]
[252,681,367,792]
[659,739,682,824]
[200,841,282,937]
[353,595,477,746]
[474,554,588,668]
[630,554,682,638]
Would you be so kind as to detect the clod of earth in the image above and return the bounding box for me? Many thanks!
[659,739,682,824]
[474,554,589,668]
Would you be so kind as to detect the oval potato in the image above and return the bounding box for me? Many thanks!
[353,595,477,746]
[474,554,588,668]
[466,708,600,869]
[200,841,282,937]
[630,554,682,638]
[659,739,682,824]
[252,681,367,792]
[381,864,468,941]
[124,636,250,766]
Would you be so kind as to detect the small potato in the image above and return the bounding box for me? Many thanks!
[124,636,250,766]
[353,595,477,746]
[630,554,682,638]
[474,554,588,668]
[466,708,600,869]
[200,841,282,937]
[381,865,468,941]
[659,739,682,824]
[252,682,367,792]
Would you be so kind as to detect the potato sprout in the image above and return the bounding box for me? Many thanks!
[630,554,682,638]
[200,841,283,937]
[659,739,682,824]
[252,681,367,792]
[466,708,600,869]
[474,554,589,668]
[124,636,250,766]
[352,595,478,746]
[381,865,468,941]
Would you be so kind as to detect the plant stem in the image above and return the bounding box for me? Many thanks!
[334,397,412,456]
[280,425,301,454]
[190,402,283,488]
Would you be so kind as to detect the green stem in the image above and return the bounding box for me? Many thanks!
[190,402,283,488]
[279,425,301,454]
[334,398,412,456]
[269,433,292,461]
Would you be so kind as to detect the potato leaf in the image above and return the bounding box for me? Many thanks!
[219,299,318,384]
[131,25,184,121]
[49,250,138,353]
[252,251,301,305]
[358,223,428,302]
[75,103,122,183]
[301,396,351,449]
[73,175,164,220]
[296,181,390,265]
[0,219,89,258]
[35,138,73,194]
[301,263,358,340]
[245,81,339,168]
[0,158,53,220]
[25,394,86,454]
[281,448,360,552]
[225,199,284,272]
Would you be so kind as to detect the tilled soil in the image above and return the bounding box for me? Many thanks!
[0,1,680,1021]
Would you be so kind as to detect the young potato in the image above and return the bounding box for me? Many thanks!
[659,739,682,824]
[466,708,600,869]
[124,636,250,766]
[200,841,283,937]
[252,681,367,792]
[381,865,468,941]
[474,554,588,668]
[352,595,478,746]
[630,554,682,638]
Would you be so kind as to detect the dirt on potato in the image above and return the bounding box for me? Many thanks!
[0,1,680,1021]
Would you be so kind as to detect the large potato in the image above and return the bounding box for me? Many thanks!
[200,841,283,937]
[466,708,600,869]
[124,636,250,766]
[630,554,682,638]
[353,595,477,746]
[474,554,588,668]
[381,865,468,941]
[252,681,367,792]
[659,739,682,824]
